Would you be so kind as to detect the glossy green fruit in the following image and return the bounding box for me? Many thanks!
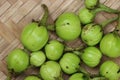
[30,51,46,67]
[45,40,64,60]
[81,23,103,46]
[40,61,62,80]
[100,61,120,80]
[55,12,81,41]
[85,0,98,9]
[59,53,80,74]
[6,49,29,73]
[100,33,120,57]
[24,76,41,80]
[81,47,102,67]
[78,8,94,25]
[69,73,84,80]
[21,23,49,51]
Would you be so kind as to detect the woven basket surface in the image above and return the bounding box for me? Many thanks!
[1,0,120,80]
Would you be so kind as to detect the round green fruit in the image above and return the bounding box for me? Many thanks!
[40,61,62,80]
[30,51,46,67]
[6,49,29,73]
[78,8,94,24]
[100,33,120,57]
[21,23,49,51]
[55,12,81,41]
[85,0,98,9]
[81,23,103,46]
[59,53,80,74]
[45,40,64,60]
[100,61,120,80]
[81,47,102,67]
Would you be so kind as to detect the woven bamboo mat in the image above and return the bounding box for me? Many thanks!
[0,0,120,80]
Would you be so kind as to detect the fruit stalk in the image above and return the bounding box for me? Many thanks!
[38,4,49,26]
[100,16,118,28]
[6,71,11,80]
[115,13,120,31]
[98,4,120,14]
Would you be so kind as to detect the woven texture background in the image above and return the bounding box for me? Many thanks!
[0,0,120,80]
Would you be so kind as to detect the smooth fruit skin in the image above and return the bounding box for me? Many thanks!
[21,23,49,51]
[81,24,103,46]
[40,61,61,80]
[55,12,81,41]
[30,51,46,67]
[59,53,80,74]
[100,33,120,57]
[78,8,94,24]
[81,47,102,67]
[85,0,98,9]
[100,61,120,80]
[24,76,41,80]
[69,73,84,80]
[45,40,64,60]
[6,49,29,73]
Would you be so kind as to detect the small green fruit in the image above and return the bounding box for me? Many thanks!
[81,47,102,67]
[45,40,64,60]
[78,8,94,24]
[40,61,62,80]
[59,53,80,74]
[85,0,98,9]
[81,23,103,46]
[6,49,29,73]
[100,61,120,80]
[21,23,49,51]
[100,33,120,57]
[55,12,81,41]
[30,51,46,67]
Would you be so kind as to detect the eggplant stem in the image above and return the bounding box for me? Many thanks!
[98,3,120,14]
[91,8,107,15]
[115,13,120,31]
[78,66,90,79]
[100,16,118,28]
[38,4,49,26]
[6,70,12,80]
[46,24,55,31]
